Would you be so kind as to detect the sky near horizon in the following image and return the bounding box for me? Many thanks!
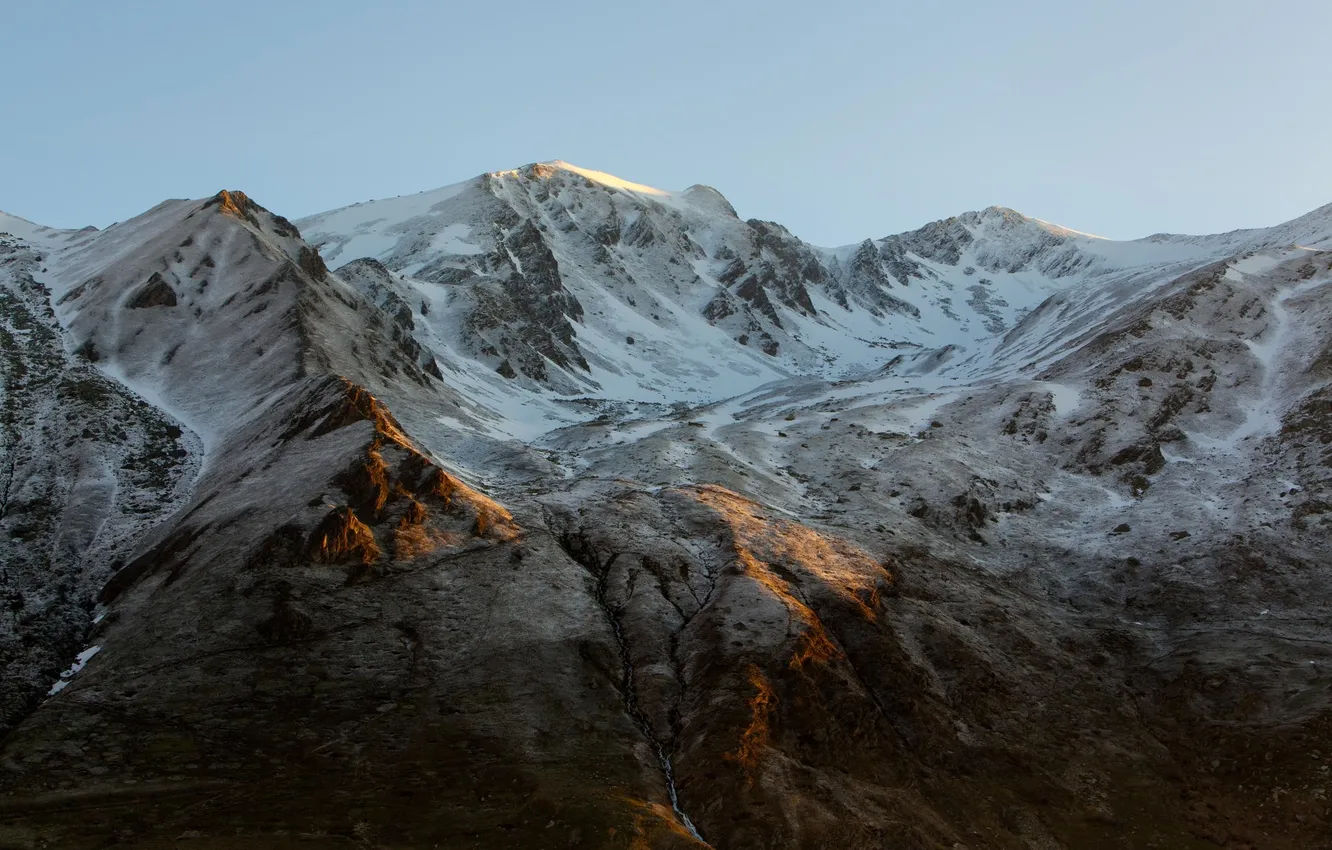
[1,1,1329,246]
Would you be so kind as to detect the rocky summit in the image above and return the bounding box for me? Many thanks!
[1,163,1331,849]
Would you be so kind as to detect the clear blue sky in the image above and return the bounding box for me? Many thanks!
[2,0,1329,245]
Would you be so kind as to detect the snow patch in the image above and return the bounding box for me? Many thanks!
[1036,381,1083,416]
[47,645,102,696]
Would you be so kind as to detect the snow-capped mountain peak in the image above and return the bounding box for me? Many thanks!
[291,162,1332,439]
[509,159,674,198]
[295,164,1094,406]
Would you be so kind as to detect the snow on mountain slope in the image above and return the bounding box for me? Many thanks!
[298,162,1332,449]
[13,163,1327,469]
[0,229,198,733]
[0,210,73,247]
[301,163,799,401]
[303,163,1095,403]
[46,193,346,450]
[0,209,102,257]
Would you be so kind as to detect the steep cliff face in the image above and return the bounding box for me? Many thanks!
[1,174,1331,849]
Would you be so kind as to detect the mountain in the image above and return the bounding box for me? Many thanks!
[1,166,1331,849]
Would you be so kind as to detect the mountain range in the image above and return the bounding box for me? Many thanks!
[1,161,1330,849]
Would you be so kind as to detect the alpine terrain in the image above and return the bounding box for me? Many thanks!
[2,161,1331,849]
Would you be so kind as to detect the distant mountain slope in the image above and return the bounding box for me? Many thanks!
[299,162,1332,414]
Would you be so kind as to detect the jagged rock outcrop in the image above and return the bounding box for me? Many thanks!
[125,271,177,308]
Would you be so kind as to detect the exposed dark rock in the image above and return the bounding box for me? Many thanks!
[125,272,177,308]
[298,245,328,280]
